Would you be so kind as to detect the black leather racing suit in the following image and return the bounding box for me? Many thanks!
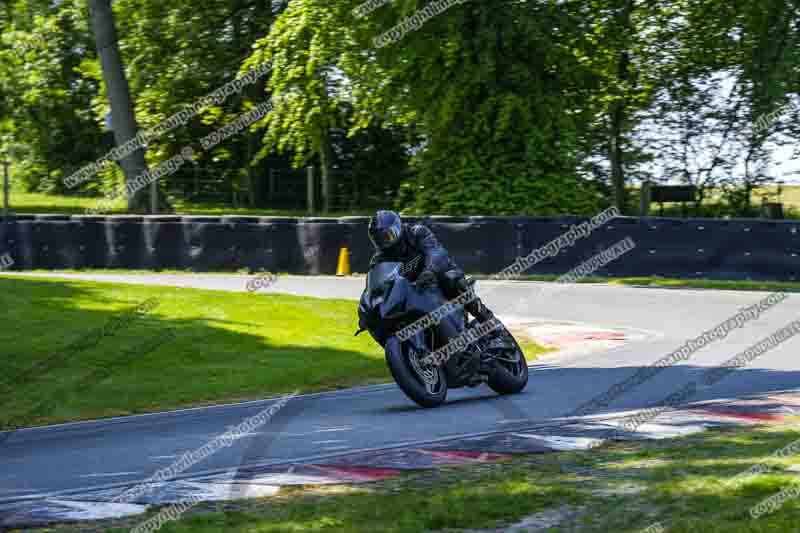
[368,223,495,323]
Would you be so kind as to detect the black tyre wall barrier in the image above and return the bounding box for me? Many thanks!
[186,219,237,271]
[297,218,347,275]
[12,221,34,270]
[426,217,517,274]
[515,216,593,275]
[338,217,371,274]
[4,215,800,280]
[224,217,267,272]
[73,216,111,269]
[29,217,83,269]
[144,216,190,269]
[105,216,146,269]
[260,218,302,273]
[0,219,17,267]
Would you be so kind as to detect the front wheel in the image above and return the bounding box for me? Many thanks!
[385,336,447,408]
[486,326,529,395]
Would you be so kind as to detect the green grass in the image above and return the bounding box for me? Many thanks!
[0,276,547,428]
[13,269,800,292]
[13,268,288,275]
[474,274,800,292]
[6,190,373,216]
[36,423,800,532]
[606,277,800,291]
[8,190,128,214]
[10,185,800,217]
[168,197,376,217]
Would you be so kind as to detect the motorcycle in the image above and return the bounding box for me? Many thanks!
[356,261,528,408]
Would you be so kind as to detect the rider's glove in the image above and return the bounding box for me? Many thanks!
[416,269,437,288]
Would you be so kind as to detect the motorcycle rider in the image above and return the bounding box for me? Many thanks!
[366,210,496,325]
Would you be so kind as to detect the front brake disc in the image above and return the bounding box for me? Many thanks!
[408,348,439,395]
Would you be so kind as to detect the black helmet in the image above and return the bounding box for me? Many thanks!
[368,210,404,251]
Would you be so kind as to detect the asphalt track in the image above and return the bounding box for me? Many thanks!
[2,273,800,526]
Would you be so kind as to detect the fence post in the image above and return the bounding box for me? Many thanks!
[307,166,316,215]
[150,181,158,214]
[321,169,329,213]
[268,168,276,202]
[640,180,651,217]
[2,160,8,222]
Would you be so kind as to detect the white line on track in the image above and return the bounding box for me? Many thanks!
[79,472,141,478]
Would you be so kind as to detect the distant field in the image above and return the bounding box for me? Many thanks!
[9,190,128,214]
[8,186,800,217]
[6,191,372,216]
[757,185,800,210]
[632,185,800,218]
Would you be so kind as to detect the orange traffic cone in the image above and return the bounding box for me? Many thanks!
[336,247,351,276]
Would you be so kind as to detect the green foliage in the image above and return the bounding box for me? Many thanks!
[2,0,800,215]
[0,0,103,193]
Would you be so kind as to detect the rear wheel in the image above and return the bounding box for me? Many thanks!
[486,326,529,395]
[385,334,447,408]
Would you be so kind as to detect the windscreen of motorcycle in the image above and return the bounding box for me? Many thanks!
[367,262,403,295]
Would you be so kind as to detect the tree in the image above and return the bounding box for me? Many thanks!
[88,0,160,212]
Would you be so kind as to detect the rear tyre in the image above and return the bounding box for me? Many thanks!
[385,335,447,408]
[487,327,529,395]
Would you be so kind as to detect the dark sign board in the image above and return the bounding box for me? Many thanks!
[650,185,696,203]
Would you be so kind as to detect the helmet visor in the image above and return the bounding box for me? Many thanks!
[369,223,402,250]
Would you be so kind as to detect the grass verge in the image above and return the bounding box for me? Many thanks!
[9,270,800,293]
[0,276,548,428]
[474,274,800,292]
[26,423,800,533]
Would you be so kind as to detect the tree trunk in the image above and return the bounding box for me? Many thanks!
[608,0,634,214]
[89,0,160,213]
[609,123,626,213]
[319,135,333,213]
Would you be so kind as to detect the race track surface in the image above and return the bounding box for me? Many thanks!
[2,273,799,526]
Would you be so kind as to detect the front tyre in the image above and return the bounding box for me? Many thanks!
[487,327,529,395]
[385,336,447,408]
